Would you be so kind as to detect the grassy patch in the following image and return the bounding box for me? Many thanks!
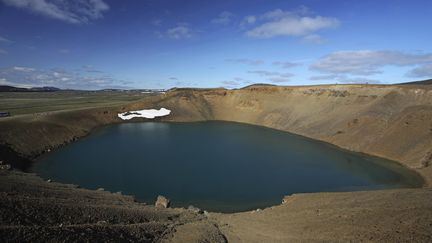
[0,91,153,115]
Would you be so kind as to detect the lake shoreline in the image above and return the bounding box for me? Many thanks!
[3,119,429,191]
[30,121,425,213]
[1,84,432,241]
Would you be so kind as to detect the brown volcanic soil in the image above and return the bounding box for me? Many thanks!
[213,189,432,242]
[155,84,432,183]
[1,84,432,242]
[1,170,431,243]
[0,170,227,242]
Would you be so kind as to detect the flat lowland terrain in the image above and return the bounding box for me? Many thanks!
[0,91,151,116]
[1,84,432,242]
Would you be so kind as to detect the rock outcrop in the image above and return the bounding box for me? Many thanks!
[155,195,170,208]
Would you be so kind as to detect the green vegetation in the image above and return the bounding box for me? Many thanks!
[0,91,152,116]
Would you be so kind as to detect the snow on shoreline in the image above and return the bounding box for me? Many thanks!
[118,108,171,120]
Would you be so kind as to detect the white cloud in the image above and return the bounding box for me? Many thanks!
[302,34,326,44]
[166,23,193,39]
[272,61,301,69]
[310,74,381,84]
[82,65,103,73]
[246,16,338,38]
[268,77,291,83]
[0,78,38,88]
[248,70,293,83]
[1,0,109,24]
[240,15,256,27]
[248,70,293,78]
[260,6,311,20]
[12,66,36,72]
[222,80,240,86]
[244,8,339,38]
[0,66,130,89]
[311,50,432,76]
[310,74,343,81]
[407,64,432,78]
[0,36,13,44]
[0,78,10,85]
[211,11,233,25]
[222,77,252,88]
[226,58,264,65]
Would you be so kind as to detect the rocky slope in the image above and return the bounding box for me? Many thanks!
[2,84,431,176]
[213,188,432,242]
[151,84,432,183]
[0,170,227,242]
[1,84,432,242]
[1,169,431,242]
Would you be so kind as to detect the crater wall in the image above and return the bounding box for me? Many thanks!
[1,85,431,182]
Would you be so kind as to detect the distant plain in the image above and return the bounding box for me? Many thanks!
[0,91,151,116]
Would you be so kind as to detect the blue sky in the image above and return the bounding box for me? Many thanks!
[0,0,432,89]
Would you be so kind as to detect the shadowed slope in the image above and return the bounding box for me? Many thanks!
[1,84,432,242]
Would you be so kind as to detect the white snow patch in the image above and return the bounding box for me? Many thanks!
[118,108,171,120]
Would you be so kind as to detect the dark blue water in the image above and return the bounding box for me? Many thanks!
[31,122,423,212]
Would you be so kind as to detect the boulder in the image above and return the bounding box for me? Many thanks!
[155,195,170,208]
[420,152,432,168]
[187,205,203,214]
[0,162,11,170]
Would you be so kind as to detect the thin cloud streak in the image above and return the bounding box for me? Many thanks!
[1,0,110,24]
[311,50,432,76]
[226,58,264,66]
[0,66,131,89]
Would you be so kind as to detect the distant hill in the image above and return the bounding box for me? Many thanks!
[0,85,28,92]
[0,85,61,92]
[240,83,277,89]
[398,79,432,85]
[167,87,226,92]
[29,87,61,92]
